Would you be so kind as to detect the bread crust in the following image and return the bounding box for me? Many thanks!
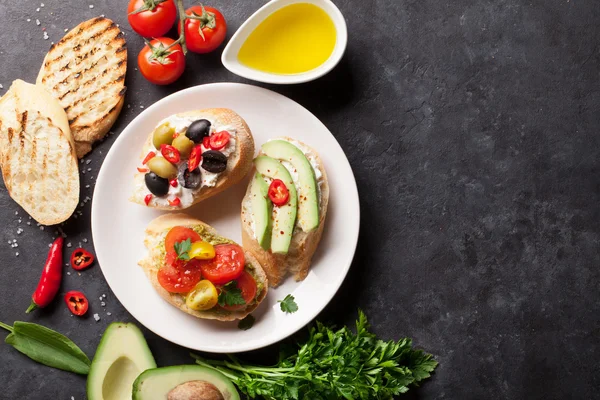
[241,137,329,287]
[130,108,254,210]
[138,214,268,321]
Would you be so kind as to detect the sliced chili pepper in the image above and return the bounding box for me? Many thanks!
[64,291,89,316]
[168,197,181,207]
[209,131,230,150]
[70,248,94,271]
[202,136,210,149]
[160,144,181,164]
[137,167,149,173]
[188,145,202,171]
[142,151,156,164]
[144,194,153,206]
[170,178,178,188]
[268,179,290,206]
[26,237,63,313]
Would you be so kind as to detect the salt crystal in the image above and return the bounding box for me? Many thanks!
[64,28,68,32]
[40,226,44,230]
[67,271,71,275]
[102,294,106,298]
[7,241,10,244]
[93,313,100,321]
[35,19,40,26]
[13,239,17,243]
[15,252,19,257]
[15,211,18,215]
[106,312,112,316]
[140,105,144,109]
[36,8,40,12]
[67,242,72,248]
[27,222,31,226]
[43,32,49,40]
[101,302,106,307]
[85,185,90,188]
[27,18,31,22]
[89,5,94,8]
[87,168,92,172]
[83,238,88,243]
[40,3,44,7]
[99,297,103,301]
[48,243,51,247]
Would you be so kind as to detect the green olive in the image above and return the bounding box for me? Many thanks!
[147,157,177,179]
[152,123,174,149]
[172,134,195,159]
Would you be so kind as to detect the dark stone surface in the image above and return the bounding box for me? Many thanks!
[0,0,599,399]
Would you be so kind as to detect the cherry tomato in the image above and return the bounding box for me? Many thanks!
[138,37,185,85]
[160,144,181,163]
[220,271,257,311]
[128,0,177,38]
[199,244,245,285]
[64,291,89,316]
[168,197,181,207]
[188,145,202,171]
[202,136,210,149]
[209,131,230,150]
[268,179,290,206]
[178,5,227,54]
[70,248,94,271]
[142,151,156,164]
[164,226,201,253]
[157,263,202,293]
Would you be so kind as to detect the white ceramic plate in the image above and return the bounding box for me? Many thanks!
[91,83,359,353]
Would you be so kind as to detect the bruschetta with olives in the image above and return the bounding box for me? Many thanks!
[241,137,329,287]
[139,214,268,321]
[130,108,254,210]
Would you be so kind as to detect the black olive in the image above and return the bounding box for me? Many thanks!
[177,163,202,189]
[144,172,169,196]
[185,119,211,143]
[201,150,227,173]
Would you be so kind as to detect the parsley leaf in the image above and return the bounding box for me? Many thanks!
[217,281,246,307]
[238,314,255,331]
[278,294,298,314]
[174,239,191,261]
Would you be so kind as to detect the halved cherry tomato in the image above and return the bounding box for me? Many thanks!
[164,226,201,253]
[220,271,257,311]
[137,167,149,173]
[202,136,210,149]
[144,194,153,206]
[199,244,245,285]
[157,263,202,293]
[209,131,230,150]
[70,248,94,271]
[128,0,177,38]
[186,280,218,311]
[178,5,227,54]
[161,144,180,163]
[189,241,215,260]
[168,197,181,207]
[142,151,156,164]
[268,179,290,206]
[188,145,202,171]
[64,291,89,316]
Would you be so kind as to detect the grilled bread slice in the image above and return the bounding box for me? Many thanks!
[139,214,268,321]
[241,138,329,287]
[0,80,79,225]
[37,17,127,158]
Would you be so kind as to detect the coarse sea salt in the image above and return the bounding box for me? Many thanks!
[93,313,100,321]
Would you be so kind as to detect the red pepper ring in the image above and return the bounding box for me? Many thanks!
[70,248,95,271]
[64,291,89,316]
[160,144,181,164]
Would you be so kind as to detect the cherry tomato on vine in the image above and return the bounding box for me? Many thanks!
[178,5,227,54]
[128,0,177,38]
[138,37,186,85]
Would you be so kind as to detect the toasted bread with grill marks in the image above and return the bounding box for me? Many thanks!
[36,17,127,158]
[0,80,79,225]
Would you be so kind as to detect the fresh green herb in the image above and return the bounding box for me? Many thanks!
[0,321,91,375]
[193,310,437,399]
[238,315,255,331]
[217,281,246,307]
[174,238,192,261]
[278,294,298,314]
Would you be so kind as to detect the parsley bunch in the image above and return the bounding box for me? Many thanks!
[193,310,437,399]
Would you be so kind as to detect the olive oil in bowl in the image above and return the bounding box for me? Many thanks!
[238,3,337,75]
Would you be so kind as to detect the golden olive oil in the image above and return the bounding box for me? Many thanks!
[238,3,337,75]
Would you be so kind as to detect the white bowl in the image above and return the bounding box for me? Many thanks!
[222,0,348,84]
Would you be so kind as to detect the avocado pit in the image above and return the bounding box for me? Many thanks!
[167,380,225,400]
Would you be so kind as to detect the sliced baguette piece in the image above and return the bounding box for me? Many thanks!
[36,17,127,158]
[138,213,268,321]
[0,80,79,225]
[130,108,254,210]
[241,137,329,287]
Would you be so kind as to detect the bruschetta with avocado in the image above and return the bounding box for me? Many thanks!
[241,137,329,287]
[138,214,268,321]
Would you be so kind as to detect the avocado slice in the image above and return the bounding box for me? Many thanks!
[254,155,297,254]
[249,172,272,249]
[87,323,156,400]
[133,365,240,400]
[261,140,320,232]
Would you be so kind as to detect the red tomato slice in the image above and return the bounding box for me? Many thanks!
[209,131,230,150]
[161,144,180,163]
[268,179,290,206]
[164,226,201,253]
[220,271,258,311]
[199,244,245,285]
[157,263,202,293]
[188,145,202,171]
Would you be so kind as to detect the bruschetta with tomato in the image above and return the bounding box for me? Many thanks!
[138,214,268,321]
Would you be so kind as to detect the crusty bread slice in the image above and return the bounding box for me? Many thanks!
[0,80,79,225]
[130,108,255,210]
[241,137,329,287]
[138,213,268,321]
[36,17,127,158]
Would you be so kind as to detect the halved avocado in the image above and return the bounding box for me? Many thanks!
[87,322,157,400]
[249,172,272,250]
[133,365,240,400]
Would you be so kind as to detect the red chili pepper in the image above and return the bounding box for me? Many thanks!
[64,291,89,316]
[209,131,230,150]
[268,179,290,206]
[142,151,156,164]
[70,248,94,271]
[144,194,153,206]
[160,144,181,163]
[188,145,202,171]
[26,237,64,313]
[170,178,178,188]
[202,136,210,149]
[137,167,149,173]
[168,197,181,206]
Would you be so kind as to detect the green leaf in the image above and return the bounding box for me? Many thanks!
[218,281,246,307]
[4,321,90,375]
[278,294,298,314]
[174,238,192,261]
[238,315,255,331]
